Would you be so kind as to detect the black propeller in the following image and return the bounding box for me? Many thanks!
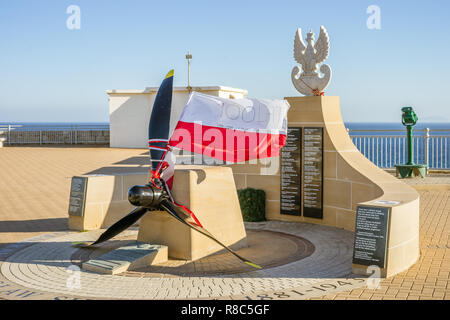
[148,69,173,172]
[78,70,261,269]
[91,206,148,245]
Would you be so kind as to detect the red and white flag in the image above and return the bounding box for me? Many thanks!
[159,150,176,189]
[168,92,290,163]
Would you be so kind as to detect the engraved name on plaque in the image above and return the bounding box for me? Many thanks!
[352,206,390,268]
[303,127,323,219]
[280,127,302,216]
[68,176,88,217]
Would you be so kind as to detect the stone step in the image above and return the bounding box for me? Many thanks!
[82,241,168,275]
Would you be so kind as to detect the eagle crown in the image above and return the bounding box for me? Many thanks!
[291,26,332,96]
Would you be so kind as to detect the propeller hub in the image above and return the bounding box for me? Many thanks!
[128,184,165,209]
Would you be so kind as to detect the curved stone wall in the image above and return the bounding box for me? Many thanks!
[230,96,420,277]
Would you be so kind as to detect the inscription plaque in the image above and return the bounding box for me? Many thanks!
[68,177,88,217]
[280,127,302,216]
[352,206,390,268]
[303,127,323,219]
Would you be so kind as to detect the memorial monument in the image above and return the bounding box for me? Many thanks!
[69,25,421,279]
[229,25,420,278]
[73,70,262,270]
[285,26,420,277]
[71,64,293,273]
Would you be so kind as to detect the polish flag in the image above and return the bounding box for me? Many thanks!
[168,92,290,163]
[159,150,176,189]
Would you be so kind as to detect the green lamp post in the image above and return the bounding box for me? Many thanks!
[395,106,427,178]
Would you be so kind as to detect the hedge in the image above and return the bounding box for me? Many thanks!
[237,188,266,222]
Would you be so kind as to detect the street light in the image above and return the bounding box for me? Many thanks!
[186,51,192,92]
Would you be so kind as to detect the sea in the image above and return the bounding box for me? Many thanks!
[1,122,449,132]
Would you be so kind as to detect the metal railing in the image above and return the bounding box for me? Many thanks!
[348,128,450,170]
[0,124,110,145]
[1,124,448,169]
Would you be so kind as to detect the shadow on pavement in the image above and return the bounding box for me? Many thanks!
[0,218,67,233]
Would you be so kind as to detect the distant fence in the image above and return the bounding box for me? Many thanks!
[348,128,450,170]
[0,124,110,145]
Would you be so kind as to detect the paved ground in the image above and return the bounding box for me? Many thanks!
[388,170,450,189]
[0,222,362,300]
[0,147,448,300]
[0,147,149,249]
[312,188,450,300]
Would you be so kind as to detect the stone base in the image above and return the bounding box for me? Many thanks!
[138,166,248,261]
[395,164,428,178]
[82,241,168,275]
[68,173,148,231]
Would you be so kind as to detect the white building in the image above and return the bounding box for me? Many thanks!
[107,86,247,148]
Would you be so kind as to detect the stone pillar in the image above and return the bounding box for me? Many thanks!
[138,166,248,261]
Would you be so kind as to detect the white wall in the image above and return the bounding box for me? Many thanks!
[108,86,247,148]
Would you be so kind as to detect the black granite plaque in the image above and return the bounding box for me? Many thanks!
[68,177,88,217]
[352,206,390,268]
[303,127,323,219]
[280,127,301,216]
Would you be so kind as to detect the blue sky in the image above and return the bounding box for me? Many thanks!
[0,0,449,123]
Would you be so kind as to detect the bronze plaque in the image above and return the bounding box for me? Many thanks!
[352,206,390,268]
[68,177,88,217]
[280,127,302,216]
[303,127,323,219]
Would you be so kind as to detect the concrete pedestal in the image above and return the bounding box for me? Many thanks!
[138,166,248,261]
[82,242,168,275]
[68,173,148,231]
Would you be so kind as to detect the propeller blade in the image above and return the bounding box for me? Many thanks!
[149,70,174,171]
[89,206,149,246]
[159,199,262,269]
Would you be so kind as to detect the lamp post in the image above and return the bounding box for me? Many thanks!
[186,51,192,93]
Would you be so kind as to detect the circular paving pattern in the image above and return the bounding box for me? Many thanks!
[0,221,367,300]
[71,230,315,277]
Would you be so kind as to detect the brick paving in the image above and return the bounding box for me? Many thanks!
[0,147,149,248]
[0,221,359,299]
[312,188,450,300]
[0,147,449,300]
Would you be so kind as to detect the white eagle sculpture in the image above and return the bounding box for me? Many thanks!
[291,26,332,96]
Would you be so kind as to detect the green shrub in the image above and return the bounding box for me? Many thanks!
[237,188,266,222]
